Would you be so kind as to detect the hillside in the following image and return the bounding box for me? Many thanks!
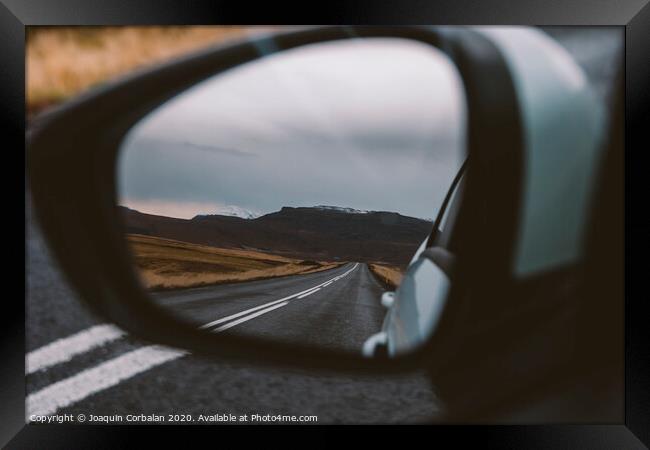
[120,205,432,267]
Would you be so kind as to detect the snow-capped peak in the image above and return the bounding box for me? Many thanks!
[207,205,261,219]
[314,205,369,214]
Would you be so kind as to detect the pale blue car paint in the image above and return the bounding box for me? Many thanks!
[478,27,606,276]
[364,27,606,357]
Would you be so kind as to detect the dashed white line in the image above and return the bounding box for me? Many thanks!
[26,301,292,418]
[27,345,186,418]
[200,262,358,331]
[26,262,360,418]
[297,287,321,299]
[198,286,321,330]
[212,302,289,332]
[26,301,289,419]
[26,325,126,375]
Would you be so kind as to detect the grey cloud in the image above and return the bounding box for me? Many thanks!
[118,37,466,219]
[181,140,258,158]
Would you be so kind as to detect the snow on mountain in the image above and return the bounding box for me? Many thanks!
[202,205,261,219]
[314,205,369,214]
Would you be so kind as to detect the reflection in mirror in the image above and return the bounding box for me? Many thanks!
[117,37,466,356]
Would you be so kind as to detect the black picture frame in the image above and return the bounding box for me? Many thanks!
[7,0,649,447]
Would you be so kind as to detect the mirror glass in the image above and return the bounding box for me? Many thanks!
[117,37,466,356]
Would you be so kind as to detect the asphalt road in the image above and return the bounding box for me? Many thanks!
[154,262,386,352]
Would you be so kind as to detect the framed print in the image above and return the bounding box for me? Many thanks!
[4,0,649,447]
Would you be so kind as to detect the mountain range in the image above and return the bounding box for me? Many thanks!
[120,205,433,267]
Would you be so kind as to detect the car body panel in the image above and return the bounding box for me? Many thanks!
[477,27,606,276]
[373,27,606,357]
[385,257,451,356]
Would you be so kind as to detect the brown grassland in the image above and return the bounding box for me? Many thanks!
[27,26,277,116]
[127,234,343,291]
[369,263,404,290]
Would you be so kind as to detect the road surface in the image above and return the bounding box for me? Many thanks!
[153,262,386,352]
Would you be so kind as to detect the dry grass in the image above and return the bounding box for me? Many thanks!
[26,26,277,115]
[369,263,404,290]
[127,234,341,290]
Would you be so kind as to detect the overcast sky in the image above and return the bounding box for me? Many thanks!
[118,37,466,220]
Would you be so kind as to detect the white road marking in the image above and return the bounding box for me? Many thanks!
[26,262,361,418]
[198,287,319,330]
[27,345,186,419]
[26,302,289,418]
[297,287,321,299]
[212,302,289,332]
[200,262,358,331]
[26,302,292,418]
[26,324,126,375]
[297,286,321,297]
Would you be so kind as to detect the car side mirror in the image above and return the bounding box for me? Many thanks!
[27,26,604,377]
